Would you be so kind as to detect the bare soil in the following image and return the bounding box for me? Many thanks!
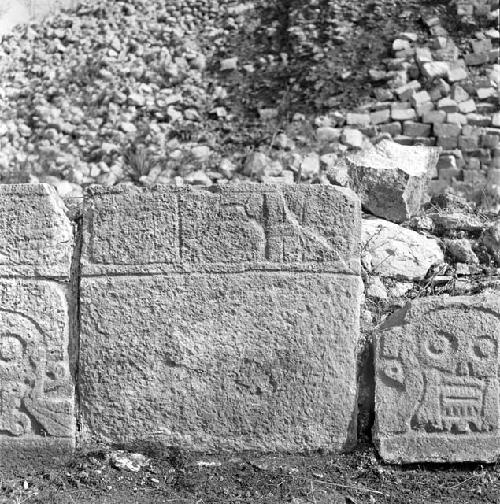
[2,444,500,503]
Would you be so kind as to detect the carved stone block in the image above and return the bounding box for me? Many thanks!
[80,184,362,451]
[0,184,73,278]
[374,294,500,463]
[0,280,74,469]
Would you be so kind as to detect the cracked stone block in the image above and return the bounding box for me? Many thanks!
[374,294,500,463]
[340,140,441,223]
[0,280,74,471]
[0,184,73,278]
[80,184,362,452]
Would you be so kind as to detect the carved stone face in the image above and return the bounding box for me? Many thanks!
[416,308,499,378]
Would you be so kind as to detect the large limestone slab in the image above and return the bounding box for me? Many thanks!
[80,273,360,451]
[338,140,441,223]
[0,184,73,278]
[374,294,500,463]
[80,184,362,452]
[0,280,74,470]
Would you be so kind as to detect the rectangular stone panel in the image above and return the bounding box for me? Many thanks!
[0,279,74,471]
[374,294,500,463]
[0,184,73,278]
[79,273,361,451]
[81,184,360,275]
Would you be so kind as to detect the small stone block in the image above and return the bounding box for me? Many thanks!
[423,110,447,124]
[396,81,421,101]
[437,154,457,170]
[403,122,432,137]
[410,90,431,107]
[458,99,477,114]
[476,88,496,100]
[370,109,391,125]
[391,108,417,121]
[341,128,364,148]
[415,102,435,117]
[422,61,449,80]
[467,113,492,127]
[346,113,371,127]
[481,135,500,149]
[434,123,461,137]
[472,39,492,54]
[374,294,500,463]
[451,85,470,103]
[438,98,459,113]
[464,53,489,66]
[459,135,479,150]
[467,157,481,170]
[416,47,433,64]
[447,113,467,125]
[437,136,459,149]
[379,122,403,136]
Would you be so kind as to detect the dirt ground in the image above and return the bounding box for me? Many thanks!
[2,444,500,504]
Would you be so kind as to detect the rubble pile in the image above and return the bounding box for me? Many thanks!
[0,0,497,206]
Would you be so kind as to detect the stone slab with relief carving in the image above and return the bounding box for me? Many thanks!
[374,294,500,463]
[79,184,362,452]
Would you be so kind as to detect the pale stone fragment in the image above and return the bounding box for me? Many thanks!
[361,218,443,280]
[374,294,500,463]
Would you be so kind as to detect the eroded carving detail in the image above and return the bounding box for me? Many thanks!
[0,283,73,440]
[378,306,500,436]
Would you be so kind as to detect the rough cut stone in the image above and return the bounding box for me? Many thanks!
[374,294,500,463]
[80,184,362,452]
[0,184,73,278]
[0,280,74,471]
[340,140,441,223]
[0,184,75,471]
[361,218,443,280]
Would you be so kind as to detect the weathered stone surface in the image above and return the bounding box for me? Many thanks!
[0,280,74,471]
[374,294,500,463]
[80,184,361,452]
[0,184,73,278]
[80,273,360,451]
[340,140,441,223]
[362,218,443,280]
[82,184,361,275]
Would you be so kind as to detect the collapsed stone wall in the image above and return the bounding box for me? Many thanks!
[1,165,500,470]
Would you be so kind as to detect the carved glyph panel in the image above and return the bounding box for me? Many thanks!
[0,280,73,441]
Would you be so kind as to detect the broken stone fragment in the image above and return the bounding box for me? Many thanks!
[361,218,443,280]
[338,140,441,223]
